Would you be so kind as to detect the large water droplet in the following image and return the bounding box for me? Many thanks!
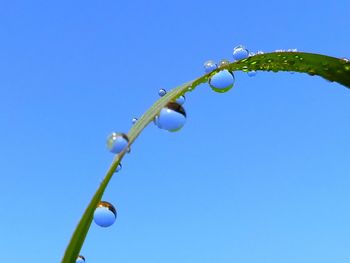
[209,70,235,93]
[76,255,85,263]
[233,45,249,61]
[154,102,186,132]
[158,88,167,97]
[107,133,129,154]
[93,201,117,228]
[204,60,218,73]
[175,95,186,105]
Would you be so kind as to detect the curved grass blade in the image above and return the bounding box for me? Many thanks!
[61,51,350,263]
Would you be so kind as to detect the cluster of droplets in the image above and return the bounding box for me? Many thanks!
[83,44,316,262]
[203,44,259,94]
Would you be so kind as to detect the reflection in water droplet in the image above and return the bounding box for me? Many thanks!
[154,102,186,132]
[116,163,122,173]
[218,59,230,68]
[176,95,186,105]
[93,201,117,228]
[107,133,129,154]
[204,60,218,73]
[158,88,167,97]
[247,70,257,77]
[76,255,85,263]
[209,70,235,93]
[132,117,138,125]
[233,45,249,61]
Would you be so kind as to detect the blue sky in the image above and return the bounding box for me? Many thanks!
[0,0,350,262]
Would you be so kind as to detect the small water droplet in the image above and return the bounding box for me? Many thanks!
[107,133,129,154]
[218,59,230,68]
[76,255,85,263]
[154,102,186,132]
[209,69,235,93]
[247,70,257,77]
[131,117,138,125]
[175,95,186,105]
[308,68,316,76]
[233,45,249,61]
[116,163,122,173]
[204,60,218,73]
[158,88,167,97]
[93,201,117,228]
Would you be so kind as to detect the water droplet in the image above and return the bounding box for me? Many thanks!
[218,59,230,68]
[204,60,217,73]
[116,163,122,173]
[131,117,138,125]
[93,201,117,228]
[175,95,186,105]
[249,52,256,57]
[308,68,316,76]
[233,45,249,61]
[154,102,186,132]
[158,88,167,97]
[107,133,129,154]
[76,255,85,263]
[247,70,257,77]
[209,69,235,93]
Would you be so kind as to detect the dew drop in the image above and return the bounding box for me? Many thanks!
[175,95,186,105]
[158,88,167,97]
[76,255,85,263]
[204,60,218,73]
[249,52,256,57]
[116,163,122,173]
[247,70,257,77]
[218,59,230,68]
[233,45,249,61]
[154,102,186,132]
[93,201,117,228]
[131,117,138,125]
[107,133,129,154]
[209,69,235,93]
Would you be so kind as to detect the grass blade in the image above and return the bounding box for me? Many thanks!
[61,51,350,262]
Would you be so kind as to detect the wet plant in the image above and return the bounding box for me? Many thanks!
[61,46,350,262]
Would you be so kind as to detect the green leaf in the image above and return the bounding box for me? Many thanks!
[61,52,350,263]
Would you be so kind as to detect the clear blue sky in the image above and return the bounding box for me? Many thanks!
[1,0,350,262]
